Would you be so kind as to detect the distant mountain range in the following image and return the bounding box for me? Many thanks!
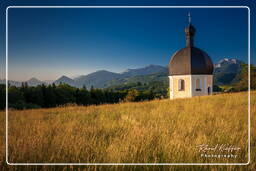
[0,58,244,88]
[55,65,168,88]
[213,58,243,85]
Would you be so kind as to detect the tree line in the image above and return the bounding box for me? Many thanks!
[0,82,165,110]
[0,64,254,110]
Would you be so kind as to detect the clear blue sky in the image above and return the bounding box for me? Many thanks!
[0,0,254,81]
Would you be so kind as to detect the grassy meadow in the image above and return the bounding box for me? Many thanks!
[0,91,255,170]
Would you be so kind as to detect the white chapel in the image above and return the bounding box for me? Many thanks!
[168,15,214,99]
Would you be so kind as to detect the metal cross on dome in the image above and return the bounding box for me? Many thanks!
[188,12,191,24]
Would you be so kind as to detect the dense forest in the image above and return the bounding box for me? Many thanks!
[0,81,168,110]
[0,64,255,110]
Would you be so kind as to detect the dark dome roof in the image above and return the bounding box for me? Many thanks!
[169,46,214,75]
[168,22,214,76]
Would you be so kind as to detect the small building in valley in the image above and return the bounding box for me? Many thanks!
[168,15,214,99]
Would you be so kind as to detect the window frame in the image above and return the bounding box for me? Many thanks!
[196,78,201,91]
[178,79,185,91]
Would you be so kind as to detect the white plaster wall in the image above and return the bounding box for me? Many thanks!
[169,75,192,99]
[191,75,213,96]
[169,75,213,99]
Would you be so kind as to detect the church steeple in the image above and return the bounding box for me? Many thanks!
[185,13,196,47]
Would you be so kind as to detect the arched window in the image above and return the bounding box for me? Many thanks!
[178,79,185,91]
[196,78,201,91]
[208,87,211,95]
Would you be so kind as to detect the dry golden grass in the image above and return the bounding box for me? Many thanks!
[0,91,255,171]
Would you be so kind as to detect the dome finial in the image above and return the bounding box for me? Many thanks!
[185,12,195,47]
[188,12,191,24]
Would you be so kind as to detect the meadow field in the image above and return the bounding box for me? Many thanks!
[0,91,255,170]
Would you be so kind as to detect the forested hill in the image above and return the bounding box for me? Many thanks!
[0,58,248,89]
[0,63,255,110]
